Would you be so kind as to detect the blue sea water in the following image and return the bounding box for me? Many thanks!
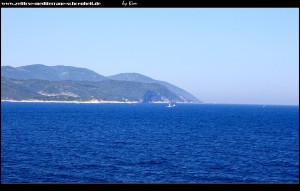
[1,102,299,183]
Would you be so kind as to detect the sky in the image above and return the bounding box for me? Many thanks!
[1,8,299,105]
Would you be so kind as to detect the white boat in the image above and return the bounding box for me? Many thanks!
[167,102,176,107]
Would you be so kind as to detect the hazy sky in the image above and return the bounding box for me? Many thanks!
[1,8,299,105]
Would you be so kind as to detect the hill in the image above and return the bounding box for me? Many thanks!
[1,77,186,103]
[109,73,200,103]
[1,65,201,103]
[1,64,107,81]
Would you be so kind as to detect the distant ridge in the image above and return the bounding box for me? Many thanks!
[108,73,200,103]
[1,65,201,103]
[108,73,154,82]
[1,64,107,81]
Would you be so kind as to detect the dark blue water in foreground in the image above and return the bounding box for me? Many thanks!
[1,102,299,183]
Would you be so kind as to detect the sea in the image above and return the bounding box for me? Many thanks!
[1,102,299,183]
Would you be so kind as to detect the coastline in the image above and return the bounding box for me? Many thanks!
[1,99,139,104]
[1,99,197,104]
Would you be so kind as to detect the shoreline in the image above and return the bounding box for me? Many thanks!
[2,100,297,106]
[1,99,139,104]
[1,99,197,104]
